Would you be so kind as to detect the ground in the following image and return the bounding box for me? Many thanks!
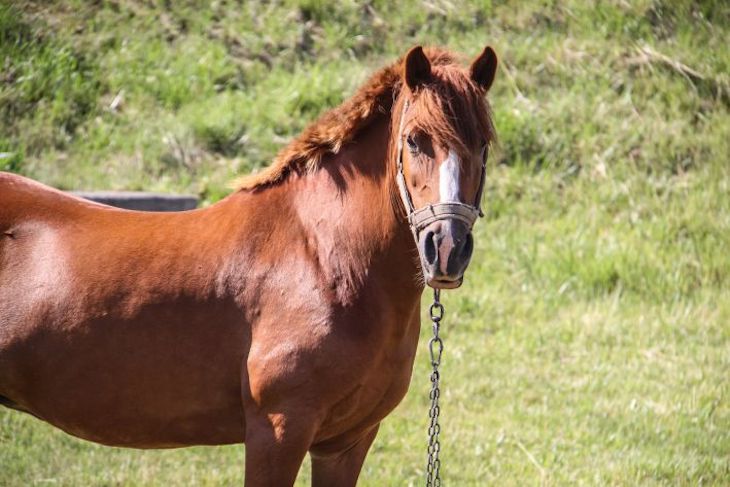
[1,0,728,485]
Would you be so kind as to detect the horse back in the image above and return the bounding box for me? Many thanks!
[0,172,103,303]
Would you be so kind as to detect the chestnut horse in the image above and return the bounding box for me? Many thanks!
[0,45,497,485]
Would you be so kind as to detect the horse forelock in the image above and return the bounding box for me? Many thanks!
[400,64,496,164]
[233,47,495,191]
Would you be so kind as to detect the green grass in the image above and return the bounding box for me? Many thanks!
[1,0,729,485]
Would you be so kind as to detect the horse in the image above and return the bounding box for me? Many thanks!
[0,45,497,486]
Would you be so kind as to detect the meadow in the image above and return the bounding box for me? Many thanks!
[1,0,728,485]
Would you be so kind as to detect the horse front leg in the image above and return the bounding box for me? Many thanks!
[244,408,316,487]
[310,424,380,487]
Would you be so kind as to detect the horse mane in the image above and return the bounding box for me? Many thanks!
[234,48,491,191]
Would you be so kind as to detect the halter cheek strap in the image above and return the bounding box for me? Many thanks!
[395,99,487,241]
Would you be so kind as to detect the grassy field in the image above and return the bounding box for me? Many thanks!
[1,0,729,485]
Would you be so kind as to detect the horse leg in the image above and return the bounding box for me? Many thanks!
[243,410,316,487]
[310,424,380,487]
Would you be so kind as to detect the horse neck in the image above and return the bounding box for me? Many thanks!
[286,116,423,306]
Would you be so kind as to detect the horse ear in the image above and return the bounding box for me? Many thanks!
[404,46,432,91]
[470,46,498,92]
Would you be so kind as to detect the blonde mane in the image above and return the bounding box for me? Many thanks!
[234,48,487,190]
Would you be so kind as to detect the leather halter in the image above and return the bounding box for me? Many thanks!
[394,99,487,241]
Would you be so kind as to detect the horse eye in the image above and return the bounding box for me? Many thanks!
[406,135,418,153]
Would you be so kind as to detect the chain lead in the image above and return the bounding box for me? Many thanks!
[426,288,444,486]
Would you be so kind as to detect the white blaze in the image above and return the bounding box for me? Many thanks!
[439,150,461,202]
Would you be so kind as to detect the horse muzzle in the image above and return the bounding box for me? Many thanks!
[418,219,474,289]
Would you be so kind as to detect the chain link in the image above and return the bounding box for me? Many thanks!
[426,288,444,486]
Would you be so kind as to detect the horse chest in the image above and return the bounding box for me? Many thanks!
[310,315,421,445]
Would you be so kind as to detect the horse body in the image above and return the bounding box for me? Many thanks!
[0,117,421,449]
[0,46,497,485]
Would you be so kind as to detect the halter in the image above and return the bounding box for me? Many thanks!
[394,99,487,242]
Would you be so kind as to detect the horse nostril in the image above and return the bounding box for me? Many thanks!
[460,233,474,261]
[423,230,437,265]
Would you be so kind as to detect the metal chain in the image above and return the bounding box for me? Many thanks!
[426,288,444,486]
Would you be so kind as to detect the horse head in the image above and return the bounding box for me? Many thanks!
[393,45,498,289]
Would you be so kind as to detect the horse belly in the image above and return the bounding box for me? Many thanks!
[0,307,248,447]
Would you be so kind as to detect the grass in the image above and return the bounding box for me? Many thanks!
[1,0,729,485]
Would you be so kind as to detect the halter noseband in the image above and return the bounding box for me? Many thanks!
[394,99,487,241]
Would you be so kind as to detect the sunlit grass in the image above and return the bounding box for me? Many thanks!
[1,0,728,485]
